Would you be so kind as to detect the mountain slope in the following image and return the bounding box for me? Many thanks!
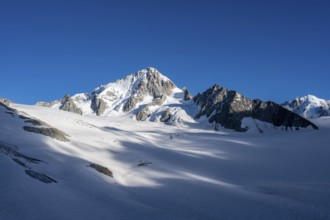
[282,95,330,119]
[0,102,329,219]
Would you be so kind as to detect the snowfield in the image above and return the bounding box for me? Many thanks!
[1,104,330,220]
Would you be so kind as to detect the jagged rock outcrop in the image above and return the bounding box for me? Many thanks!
[91,95,108,116]
[160,108,172,122]
[194,85,318,132]
[136,107,151,121]
[182,87,193,101]
[60,94,83,115]
[0,98,12,106]
[136,95,167,121]
[123,96,143,112]
[123,67,175,112]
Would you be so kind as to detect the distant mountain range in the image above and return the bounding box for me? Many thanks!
[282,95,330,119]
[35,67,317,132]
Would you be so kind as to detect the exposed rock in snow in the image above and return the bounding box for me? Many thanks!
[1,102,70,141]
[182,87,193,101]
[91,95,108,116]
[60,94,83,115]
[23,126,70,142]
[89,163,113,178]
[0,98,12,106]
[194,85,318,131]
[25,170,57,183]
[160,108,172,122]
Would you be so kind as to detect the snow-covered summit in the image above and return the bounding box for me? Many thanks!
[282,95,330,119]
[37,67,194,124]
[92,67,173,100]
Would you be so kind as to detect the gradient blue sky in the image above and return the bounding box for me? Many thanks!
[0,0,329,104]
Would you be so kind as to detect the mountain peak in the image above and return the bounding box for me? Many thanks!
[134,67,171,83]
[145,66,158,73]
[282,94,330,119]
[40,67,184,118]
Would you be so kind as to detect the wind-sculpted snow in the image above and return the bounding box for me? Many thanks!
[0,103,328,219]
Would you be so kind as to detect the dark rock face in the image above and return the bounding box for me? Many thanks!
[182,87,193,101]
[143,67,175,97]
[91,96,108,116]
[194,85,318,132]
[89,163,113,178]
[136,107,151,121]
[123,96,142,112]
[60,94,83,115]
[160,108,172,122]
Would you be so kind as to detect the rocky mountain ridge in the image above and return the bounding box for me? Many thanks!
[194,85,317,132]
[36,67,317,132]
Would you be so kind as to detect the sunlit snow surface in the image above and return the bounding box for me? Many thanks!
[1,104,330,220]
[283,95,330,119]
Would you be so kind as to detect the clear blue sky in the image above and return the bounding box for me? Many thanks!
[0,0,329,104]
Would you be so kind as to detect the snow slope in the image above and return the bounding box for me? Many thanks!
[283,95,330,119]
[1,103,330,220]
